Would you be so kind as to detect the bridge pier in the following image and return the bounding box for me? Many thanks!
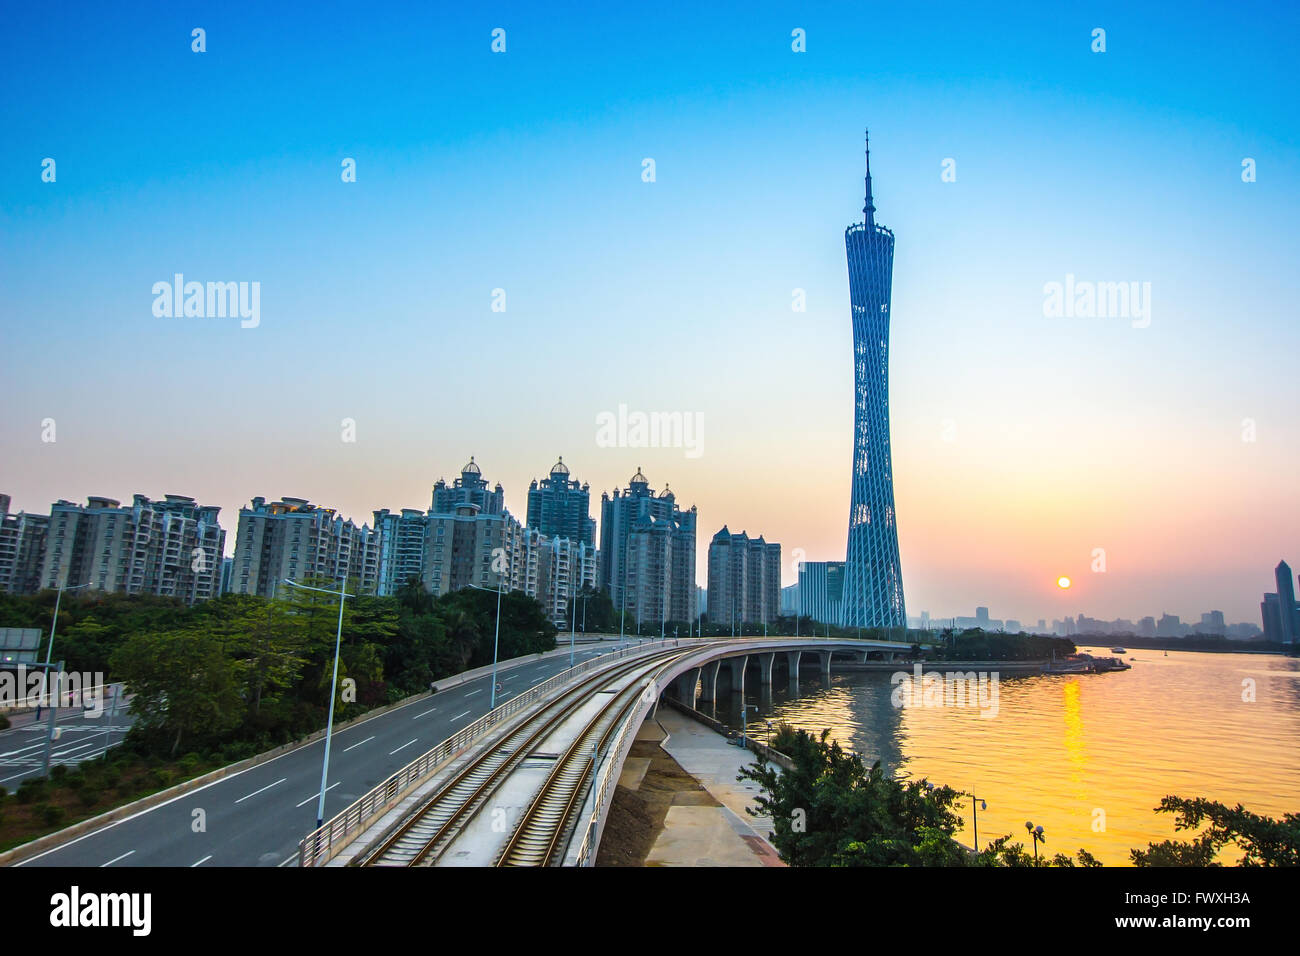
[819,651,832,683]
[673,668,699,704]
[698,659,721,703]
[719,656,747,699]
[785,651,801,696]
[757,652,775,686]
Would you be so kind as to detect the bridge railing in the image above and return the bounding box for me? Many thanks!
[297,639,676,867]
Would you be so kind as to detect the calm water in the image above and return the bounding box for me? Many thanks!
[698,646,1300,865]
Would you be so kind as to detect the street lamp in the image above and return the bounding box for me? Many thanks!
[282,577,351,830]
[36,581,90,719]
[1025,821,1045,865]
[740,703,759,746]
[971,796,987,852]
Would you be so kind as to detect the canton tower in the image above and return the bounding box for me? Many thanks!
[842,130,906,629]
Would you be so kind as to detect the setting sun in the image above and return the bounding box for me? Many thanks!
[1057,576,1072,590]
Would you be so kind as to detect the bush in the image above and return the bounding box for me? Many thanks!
[76,789,99,809]
[151,768,174,789]
[64,772,86,791]
[16,779,47,804]
[38,803,66,827]
[0,713,10,730]
[178,752,203,774]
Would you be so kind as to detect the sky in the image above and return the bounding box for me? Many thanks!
[1,1,1297,626]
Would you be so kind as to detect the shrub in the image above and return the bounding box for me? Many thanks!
[76,790,99,809]
[151,768,174,789]
[38,803,66,827]
[178,752,203,774]
[0,714,10,730]
[49,764,68,782]
[16,779,47,804]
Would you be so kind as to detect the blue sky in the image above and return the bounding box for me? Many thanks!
[2,1,1297,624]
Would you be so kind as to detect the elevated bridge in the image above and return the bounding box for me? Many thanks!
[305,636,919,867]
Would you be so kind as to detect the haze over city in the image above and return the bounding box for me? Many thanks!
[2,1,1296,627]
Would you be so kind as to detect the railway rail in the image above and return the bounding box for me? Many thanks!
[358,647,684,867]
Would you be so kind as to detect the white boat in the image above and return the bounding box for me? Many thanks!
[1111,646,1127,654]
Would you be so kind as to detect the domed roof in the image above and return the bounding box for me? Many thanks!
[630,467,648,484]
[550,456,569,476]
[462,457,480,476]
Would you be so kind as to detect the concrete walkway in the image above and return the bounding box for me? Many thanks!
[647,709,783,867]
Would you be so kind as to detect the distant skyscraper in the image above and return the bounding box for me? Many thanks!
[841,130,906,629]
[798,560,845,626]
[526,457,595,546]
[1261,560,1299,644]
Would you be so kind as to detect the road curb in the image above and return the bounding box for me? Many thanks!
[0,641,623,867]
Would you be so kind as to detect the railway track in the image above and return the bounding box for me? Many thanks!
[358,647,684,867]
[494,652,678,866]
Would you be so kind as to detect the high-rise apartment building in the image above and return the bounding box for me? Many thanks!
[231,497,370,598]
[527,458,595,546]
[432,458,504,516]
[706,526,780,631]
[841,131,906,629]
[33,494,225,603]
[599,469,697,629]
[0,494,49,596]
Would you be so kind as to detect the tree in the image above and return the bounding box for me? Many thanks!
[1131,796,1300,867]
[739,727,967,866]
[109,626,244,756]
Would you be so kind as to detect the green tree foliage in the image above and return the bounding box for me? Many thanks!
[3,580,557,760]
[1131,797,1300,867]
[109,627,244,756]
[739,727,968,866]
[566,586,615,633]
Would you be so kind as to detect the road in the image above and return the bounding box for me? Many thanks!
[13,641,641,867]
[0,686,132,789]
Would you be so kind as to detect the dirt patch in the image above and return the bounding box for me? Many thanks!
[595,725,719,866]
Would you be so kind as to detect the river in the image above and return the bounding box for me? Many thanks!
[695,645,1300,865]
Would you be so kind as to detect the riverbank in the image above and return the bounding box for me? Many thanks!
[596,710,783,867]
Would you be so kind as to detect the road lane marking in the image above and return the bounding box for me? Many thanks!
[342,735,375,753]
[450,710,470,722]
[389,739,418,755]
[101,850,135,867]
[502,675,517,682]
[295,782,341,808]
[12,652,599,865]
[464,689,482,697]
[234,777,286,804]
[192,855,212,867]
[412,707,437,719]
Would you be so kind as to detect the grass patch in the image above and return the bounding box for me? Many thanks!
[0,751,223,854]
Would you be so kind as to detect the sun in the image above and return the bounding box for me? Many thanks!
[1056,576,1072,590]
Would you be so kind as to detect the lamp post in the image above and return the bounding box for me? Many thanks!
[282,577,351,830]
[1025,821,1045,865]
[36,581,89,719]
[971,796,987,853]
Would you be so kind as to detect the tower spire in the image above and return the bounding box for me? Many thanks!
[863,127,876,226]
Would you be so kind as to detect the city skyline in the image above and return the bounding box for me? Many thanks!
[3,3,1297,627]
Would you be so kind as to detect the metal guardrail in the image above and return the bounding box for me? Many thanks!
[297,640,675,866]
